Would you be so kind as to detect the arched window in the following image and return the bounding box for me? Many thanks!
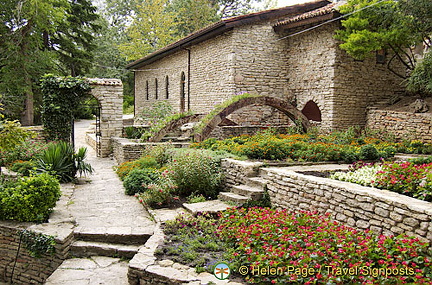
[155,78,158,100]
[180,72,186,112]
[146,80,149,100]
[301,100,322,122]
[165,76,169,99]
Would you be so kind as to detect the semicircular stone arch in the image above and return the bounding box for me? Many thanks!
[88,78,123,157]
[194,96,311,142]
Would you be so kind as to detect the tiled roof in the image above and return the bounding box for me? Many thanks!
[274,2,340,28]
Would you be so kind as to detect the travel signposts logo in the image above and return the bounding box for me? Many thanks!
[213,262,231,280]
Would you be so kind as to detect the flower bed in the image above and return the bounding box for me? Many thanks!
[157,208,431,284]
[331,159,432,201]
[115,146,229,208]
[191,130,432,162]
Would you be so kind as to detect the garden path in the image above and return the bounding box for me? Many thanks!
[45,119,155,285]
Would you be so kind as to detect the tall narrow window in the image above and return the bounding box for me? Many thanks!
[165,76,169,99]
[146,80,149,100]
[155,78,158,100]
[180,72,186,112]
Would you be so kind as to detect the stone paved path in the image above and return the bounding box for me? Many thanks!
[45,120,155,285]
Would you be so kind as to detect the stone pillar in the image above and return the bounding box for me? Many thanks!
[89,78,123,157]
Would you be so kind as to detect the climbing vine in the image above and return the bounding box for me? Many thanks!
[20,230,56,258]
[40,75,91,142]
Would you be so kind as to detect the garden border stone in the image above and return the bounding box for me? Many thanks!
[127,208,245,285]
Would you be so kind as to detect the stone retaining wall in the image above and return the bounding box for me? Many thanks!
[0,222,73,284]
[111,137,148,164]
[262,167,432,244]
[366,108,432,143]
[210,125,292,140]
[221,159,264,189]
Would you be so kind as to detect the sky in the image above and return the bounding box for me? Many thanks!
[276,0,310,8]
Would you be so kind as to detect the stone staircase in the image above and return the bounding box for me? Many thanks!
[69,229,152,260]
[160,131,192,148]
[218,174,267,204]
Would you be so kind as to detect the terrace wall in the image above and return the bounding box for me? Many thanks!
[0,222,73,284]
[263,167,432,244]
[366,108,432,143]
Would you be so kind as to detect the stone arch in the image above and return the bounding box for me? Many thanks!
[302,100,322,122]
[88,78,123,157]
[193,96,311,142]
[148,114,204,142]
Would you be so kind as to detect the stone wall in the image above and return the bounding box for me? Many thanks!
[0,222,73,284]
[366,108,432,143]
[111,137,149,164]
[89,79,124,157]
[209,125,292,140]
[262,167,432,244]
[333,37,405,129]
[221,159,264,190]
[284,24,337,130]
[134,50,189,117]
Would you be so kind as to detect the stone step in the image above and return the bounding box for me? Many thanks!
[161,136,191,142]
[231,185,264,200]
[74,230,151,246]
[218,192,249,203]
[171,142,190,148]
[245,177,267,189]
[70,241,140,259]
[182,200,233,216]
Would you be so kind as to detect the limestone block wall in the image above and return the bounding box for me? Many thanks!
[366,109,432,143]
[284,24,337,131]
[134,50,189,118]
[90,79,124,157]
[263,167,432,244]
[111,137,148,164]
[209,125,292,140]
[0,222,73,284]
[333,42,405,130]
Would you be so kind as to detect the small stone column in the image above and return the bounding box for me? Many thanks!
[89,78,123,157]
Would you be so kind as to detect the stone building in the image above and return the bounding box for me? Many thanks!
[126,0,404,132]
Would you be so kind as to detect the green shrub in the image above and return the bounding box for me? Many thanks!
[408,156,432,165]
[2,141,52,166]
[359,144,380,160]
[10,160,36,176]
[167,150,223,199]
[137,179,178,208]
[116,155,160,180]
[0,173,61,222]
[123,168,160,195]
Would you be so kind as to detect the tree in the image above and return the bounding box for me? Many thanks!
[335,0,432,93]
[119,0,179,61]
[0,0,100,125]
[169,0,219,37]
[212,0,265,18]
[0,0,69,125]
[49,0,101,76]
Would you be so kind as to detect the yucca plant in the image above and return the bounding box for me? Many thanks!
[74,147,93,177]
[36,142,93,182]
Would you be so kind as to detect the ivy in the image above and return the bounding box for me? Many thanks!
[40,75,91,142]
[20,230,56,258]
